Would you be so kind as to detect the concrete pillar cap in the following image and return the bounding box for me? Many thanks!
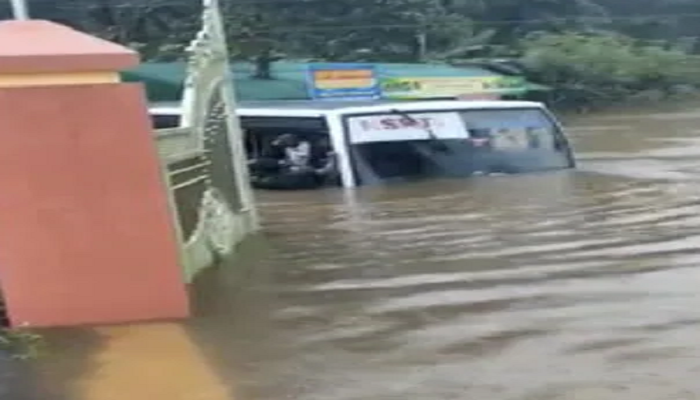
[0,20,139,74]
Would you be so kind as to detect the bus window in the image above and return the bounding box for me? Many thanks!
[151,114,180,129]
[244,128,339,189]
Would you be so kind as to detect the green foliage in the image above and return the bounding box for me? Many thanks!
[520,31,700,106]
[223,0,487,63]
[0,329,44,360]
[39,0,700,105]
[60,0,201,61]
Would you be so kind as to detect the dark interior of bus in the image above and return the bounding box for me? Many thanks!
[350,132,573,186]
[242,118,339,189]
[151,113,338,190]
[150,114,334,172]
[151,114,181,130]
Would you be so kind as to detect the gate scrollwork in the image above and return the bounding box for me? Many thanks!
[155,0,258,282]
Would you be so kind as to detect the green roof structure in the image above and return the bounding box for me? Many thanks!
[122,61,548,102]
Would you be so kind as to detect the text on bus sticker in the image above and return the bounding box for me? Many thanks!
[358,116,445,131]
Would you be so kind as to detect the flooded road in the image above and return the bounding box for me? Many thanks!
[32,101,700,399]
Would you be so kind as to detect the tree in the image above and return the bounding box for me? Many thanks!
[224,0,481,64]
[34,0,700,106]
[520,31,700,107]
[53,0,201,61]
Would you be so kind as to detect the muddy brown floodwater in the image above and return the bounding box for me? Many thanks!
[19,101,700,399]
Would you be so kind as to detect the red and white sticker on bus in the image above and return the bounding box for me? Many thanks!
[347,112,468,143]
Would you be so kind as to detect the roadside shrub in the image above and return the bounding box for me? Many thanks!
[519,31,700,109]
[0,329,43,360]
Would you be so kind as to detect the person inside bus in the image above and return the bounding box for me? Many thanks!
[248,133,310,174]
[312,136,339,185]
[248,133,335,189]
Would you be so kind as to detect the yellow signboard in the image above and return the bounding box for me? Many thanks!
[381,76,525,99]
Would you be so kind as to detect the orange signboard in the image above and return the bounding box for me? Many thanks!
[307,63,380,100]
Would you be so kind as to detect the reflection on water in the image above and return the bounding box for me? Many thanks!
[28,101,700,399]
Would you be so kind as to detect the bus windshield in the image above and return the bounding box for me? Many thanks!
[346,108,574,185]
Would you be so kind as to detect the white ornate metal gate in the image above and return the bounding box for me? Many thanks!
[154,0,258,282]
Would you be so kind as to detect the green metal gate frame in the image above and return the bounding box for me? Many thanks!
[154,0,258,283]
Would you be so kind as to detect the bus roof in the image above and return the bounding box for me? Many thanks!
[150,99,546,118]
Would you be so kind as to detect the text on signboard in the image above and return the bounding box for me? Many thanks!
[314,70,374,80]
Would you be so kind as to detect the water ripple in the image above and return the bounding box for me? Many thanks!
[188,106,700,399]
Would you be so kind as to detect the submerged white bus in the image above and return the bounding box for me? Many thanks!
[149,100,575,189]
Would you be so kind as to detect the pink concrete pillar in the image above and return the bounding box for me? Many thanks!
[0,20,189,327]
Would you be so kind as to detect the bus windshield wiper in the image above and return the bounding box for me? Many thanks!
[389,109,450,153]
